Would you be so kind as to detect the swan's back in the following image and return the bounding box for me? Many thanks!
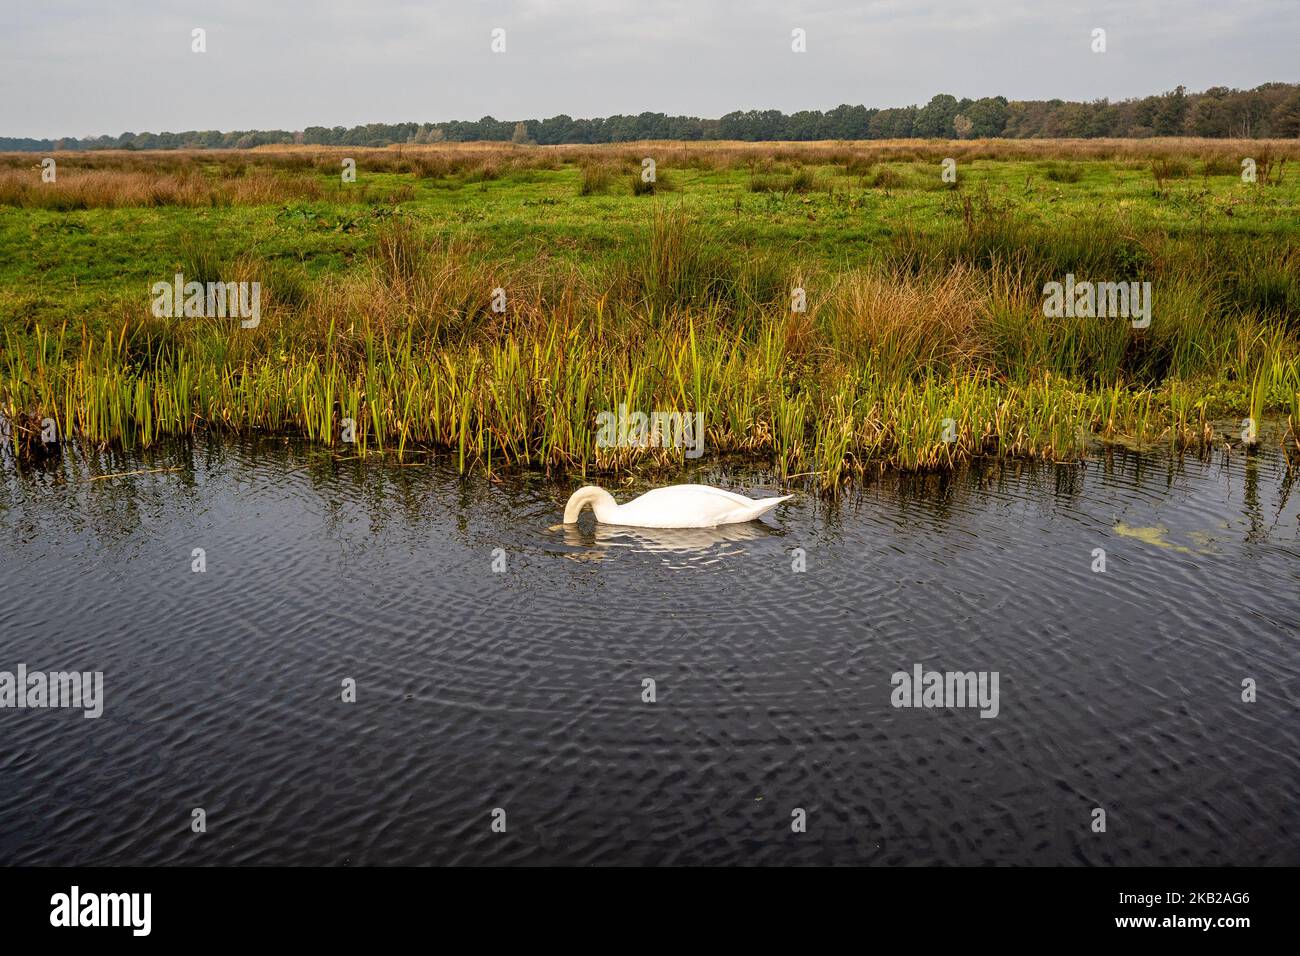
[614,484,788,528]
[636,484,752,506]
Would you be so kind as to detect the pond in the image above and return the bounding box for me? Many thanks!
[1,439,1297,865]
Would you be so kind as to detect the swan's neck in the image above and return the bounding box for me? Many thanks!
[563,486,618,523]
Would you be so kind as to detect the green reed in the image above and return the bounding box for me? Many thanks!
[3,211,1298,486]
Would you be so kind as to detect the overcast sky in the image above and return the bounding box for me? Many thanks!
[2,0,1297,138]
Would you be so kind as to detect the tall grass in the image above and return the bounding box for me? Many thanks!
[7,137,1299,208]
[578,163,615,195]
[5,208,1298,487]
[0,167,327,208]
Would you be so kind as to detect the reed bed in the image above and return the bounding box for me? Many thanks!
[4,137,1298,208]
[4,208,1298,488]
[8,137,1299,173]
[0,167,333,209]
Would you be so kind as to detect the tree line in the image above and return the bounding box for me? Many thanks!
[4,83,1298,152]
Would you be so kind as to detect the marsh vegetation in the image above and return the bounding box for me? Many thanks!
[2,140,1298,487]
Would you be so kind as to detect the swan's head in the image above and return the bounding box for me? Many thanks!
[563,485,617,523]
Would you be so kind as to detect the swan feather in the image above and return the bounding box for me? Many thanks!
[564,483,790,528]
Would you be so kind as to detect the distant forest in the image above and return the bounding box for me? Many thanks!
[5,83,1299,151]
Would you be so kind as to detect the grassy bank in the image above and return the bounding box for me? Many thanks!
[2,142,1299,486]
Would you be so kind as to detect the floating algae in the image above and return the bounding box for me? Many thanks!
[1113,522,1217,555]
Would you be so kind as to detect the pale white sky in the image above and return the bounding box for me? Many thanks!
[1,0,1296,138]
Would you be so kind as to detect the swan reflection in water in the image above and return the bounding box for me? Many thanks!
[552,517,784,565]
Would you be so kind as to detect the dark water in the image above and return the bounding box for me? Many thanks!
[1,438,1297,866]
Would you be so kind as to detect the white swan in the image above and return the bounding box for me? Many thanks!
[563,483,791,529]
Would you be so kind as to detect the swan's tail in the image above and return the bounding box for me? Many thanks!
[740,494,792,522]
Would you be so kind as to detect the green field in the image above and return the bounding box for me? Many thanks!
[2,141,1299,485]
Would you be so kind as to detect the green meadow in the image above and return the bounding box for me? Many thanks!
[2,141,1299,485]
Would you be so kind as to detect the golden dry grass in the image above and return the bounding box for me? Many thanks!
[3,137,1293,208]
[5,136,1298,174]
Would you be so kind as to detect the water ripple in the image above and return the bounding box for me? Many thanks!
[0,441,1296,865]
